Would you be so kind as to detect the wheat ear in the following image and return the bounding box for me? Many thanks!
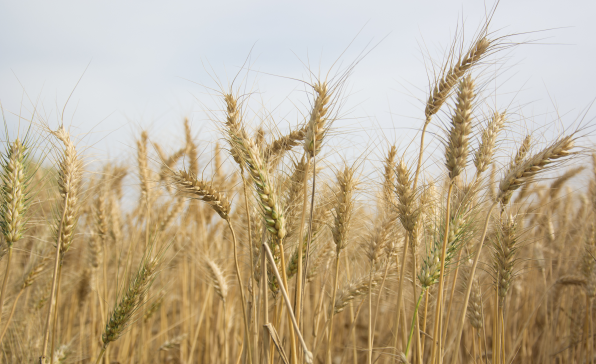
[327,166,356,364]
[474,111,505,177]
[392,159,416,359]
[41,126,83,364]
[450,134,576,364]
[95,242,165,364]
[431,75,475,364]
[0,138,32,331]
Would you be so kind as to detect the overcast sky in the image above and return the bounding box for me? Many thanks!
[1,0,595,164]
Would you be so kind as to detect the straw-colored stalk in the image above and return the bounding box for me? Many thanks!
[326,166,355,364]
[0,254,49,344]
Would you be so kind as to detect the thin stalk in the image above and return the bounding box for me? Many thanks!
[187,286,212,364]
[442,247,464,348]
[102,237,109,364]
[262,242,313,363]
[277,238,298,364]
[262,244,270,364]
[406,290,426,358]
[223,300,228,364]
[368,268,374,364]
[0,247,13,330]
[450,202,497,364]
[226,221,253,364]
[492,293,498,364]
[421,290,430,357]
[492,292,501,364]
[344,254,358,364]
[393,236,410,361]
[40,195,70,363]
[412,121,430,189]
[94,347,107,364]
[500,310,505,364]
[339,299,366,364]
[326,253,341,364]
[430,183,454,364]
[0,289,24,343]
[295,154,310,331]
[412,240,423,364]
[371,260,391,357]
[49,265,63,364]
[240,171,258,364]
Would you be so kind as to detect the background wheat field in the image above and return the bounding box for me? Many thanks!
[1,2,596,364]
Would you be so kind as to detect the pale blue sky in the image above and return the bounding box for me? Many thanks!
[1,0,595,163]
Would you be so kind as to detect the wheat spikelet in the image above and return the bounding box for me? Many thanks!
[474,111,505,176]
[137,131,152,204]
[143,293,164,322]
[498,135,575,206]
[21,255,50,290]
[0,138,31,244]
[445,75,475,179]
[264,125,307,163]
[304,82,331,158]
[332,167,356,253]
[334,269,387,313]
[383,145,398,207]
[159,334,187,351]
[223,93,247,166]
[204,258,229,302]
[283,156,310,240]
[171,170,231,220]
[51,344,70,364]
[365,213,395,265]
[158,147,185,190]
[418,208,468,288]
[395,159,418,235]
[157,196,185,233]
[465,271,483,329]
[491,214,519,303]
[52,126,83,259]
[306,241,333,283]
[549,166,585,200]
[425,37,490,121]
[102,243,165,347]
[183,118,199,174]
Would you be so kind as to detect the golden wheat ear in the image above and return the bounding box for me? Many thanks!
[98,240,167,361]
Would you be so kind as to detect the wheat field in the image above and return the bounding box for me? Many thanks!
[0,14,595,364]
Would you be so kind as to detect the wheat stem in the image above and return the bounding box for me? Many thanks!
[263,242,313,363]
[226,221,253,364]
[450,201,497,364]
[40,195,69,363]
[327,253,341,364]
[0,286,23,343]
[430,183,454,364]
